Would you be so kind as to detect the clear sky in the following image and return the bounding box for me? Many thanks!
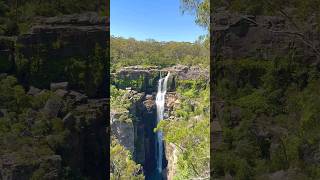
[110,0,207,42]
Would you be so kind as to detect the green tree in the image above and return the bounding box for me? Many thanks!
[180,0,209,29]
[110,139,144,180]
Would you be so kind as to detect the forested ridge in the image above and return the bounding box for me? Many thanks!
[110,36,209,72]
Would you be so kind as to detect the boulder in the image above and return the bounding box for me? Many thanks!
[43,97,62,118]
[143,99,155,112]
[54,89,68,98]
[62,112,76,129]
[146,94,153,100]
[50,82,68,91]
[301,143,320,165]
[0,73,7,80]
[68,91,88,104]
[27,86,41,96]
[0,109,7,117]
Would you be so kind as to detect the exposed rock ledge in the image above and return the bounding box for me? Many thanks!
[113,65,209,93]
[118,65,208,80]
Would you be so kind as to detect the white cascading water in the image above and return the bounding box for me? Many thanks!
[155,71,170,175]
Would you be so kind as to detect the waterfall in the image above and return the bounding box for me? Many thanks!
[155,71,170,175]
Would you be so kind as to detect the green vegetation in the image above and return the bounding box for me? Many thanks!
[114,74,145,91]
[156,79,210,179]
[213,56,320,179]
[0,76,66,177]
[212,1,320,179]
[110,139,144,180]
[180,0,209,47]
[15,44,107,97]
[110,85,131,112]
[180,0,209,29]
[111,36,209,72]
[0,75,106,179]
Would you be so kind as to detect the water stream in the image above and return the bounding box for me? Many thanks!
[155,72,170,178]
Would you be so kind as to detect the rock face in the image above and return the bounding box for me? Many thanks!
[212,10,319,64]
[114,66,161,93]
[111,110,135,154]
[11,12,108,97]
[110,90,145,162]
[0,37,15,74]
[163,65,209,81]
[71,98,108,180]
[165,143,178,180]
[17,12,106,59]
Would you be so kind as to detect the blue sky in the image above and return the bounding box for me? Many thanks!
[110,0,207,42]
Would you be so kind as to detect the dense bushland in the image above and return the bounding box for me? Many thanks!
[110,36,209,72]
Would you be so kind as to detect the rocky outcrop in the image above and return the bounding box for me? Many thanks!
[0,80,107,180]
[70,98,107,180]
[110,89,146,162]
[17,12,106,59]
[0,155,62,180]
[162,65,209,81]
[50,82,68,91]
[212,10,320,65]
[5,12,108,97]
[113,65,208,93]
[111,110,135,153]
